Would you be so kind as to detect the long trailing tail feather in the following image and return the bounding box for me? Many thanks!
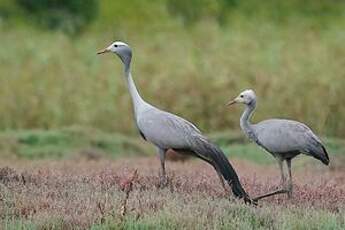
[192,137,250,202]
[307,137,330,166]
[307,142,330,165]
[319,145,330,165]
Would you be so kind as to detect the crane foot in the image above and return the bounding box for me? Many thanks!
[244,196,258,206]
[159,175,169,188]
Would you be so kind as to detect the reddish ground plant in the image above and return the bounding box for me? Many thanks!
[0,158,344,228]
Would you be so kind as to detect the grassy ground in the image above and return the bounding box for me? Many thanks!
[0,127,152,160]
[1,1,345,228]
[0,129,344,228]
[0,158,344,229]
[1,127,344,164]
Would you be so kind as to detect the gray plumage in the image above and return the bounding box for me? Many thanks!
[97,41,250,202]
[253,119,329,164]
[228,89,329,198]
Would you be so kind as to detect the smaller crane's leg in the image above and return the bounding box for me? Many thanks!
[158,148,168,187]
[278,159,286,187]
[252,157,289,202]
[286,159,293,199]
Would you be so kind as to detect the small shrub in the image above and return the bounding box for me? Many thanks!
[166,0,222,25]
[15,0,99,34]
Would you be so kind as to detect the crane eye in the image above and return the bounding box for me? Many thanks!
[114,44,118,48]
[240,95,244,98]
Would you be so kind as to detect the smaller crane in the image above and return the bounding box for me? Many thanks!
[227,89,329,198]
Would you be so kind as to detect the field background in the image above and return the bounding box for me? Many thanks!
[0,0,344,229]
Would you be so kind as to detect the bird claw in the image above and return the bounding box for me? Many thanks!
[244,196,258,206]
[159,176,168,188]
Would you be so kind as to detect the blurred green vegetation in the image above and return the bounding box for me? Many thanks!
[0,128,343,164]
[0,0,345,138]
[15,0,98,34]
[0,126,152,160]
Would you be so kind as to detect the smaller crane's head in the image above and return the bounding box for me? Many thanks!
[227,89,256,106]
[97,41,132,66]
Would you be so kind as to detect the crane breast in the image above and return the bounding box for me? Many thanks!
[136,109,202,150]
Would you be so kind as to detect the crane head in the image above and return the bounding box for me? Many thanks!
[227,89,256,106]
[97,41,132,66]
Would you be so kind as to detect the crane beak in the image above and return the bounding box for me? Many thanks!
[226,100,237,106]
[97,48,109,55]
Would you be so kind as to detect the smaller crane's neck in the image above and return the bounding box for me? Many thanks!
[124,61,131,74]
[240,101,256,141]
[124,64,146,117]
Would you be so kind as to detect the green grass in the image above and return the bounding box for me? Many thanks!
[0,1,345,138]
[2,198,344,229]
[0,127,153,160]
[111,206,343,230]
[0,128,343,164]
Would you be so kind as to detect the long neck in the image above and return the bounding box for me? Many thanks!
[124,63,146,117]
[240,101,256,141]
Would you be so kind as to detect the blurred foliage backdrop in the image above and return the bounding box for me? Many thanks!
[0,0,344,137]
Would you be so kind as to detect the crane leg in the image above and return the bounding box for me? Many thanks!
[158,148,168,187]
[286,159,293,199]
[278,159,286,187]
[252,158,290,202]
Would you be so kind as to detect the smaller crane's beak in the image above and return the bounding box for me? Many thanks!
[97,48,109,55]
[226,99,237,106]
